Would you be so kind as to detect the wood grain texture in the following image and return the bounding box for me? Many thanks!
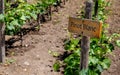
[68,17,102,38]
[0,0,5,63]
[80,0,93,70]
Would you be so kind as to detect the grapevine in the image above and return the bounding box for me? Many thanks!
[53,0,120,75]
[2,0,65,35]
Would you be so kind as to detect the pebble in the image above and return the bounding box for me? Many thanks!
[36,55,40,60]
[25,44,29,47]
[24,61,30,66]
[23,68,27,71]
[36,55,40,58]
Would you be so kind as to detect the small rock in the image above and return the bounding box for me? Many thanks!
[16,48,19,50]
[23,68,27,71]
[24,61,30,66]
[36,55,40,58]
[25,44,29,47]
[36,55,40,60]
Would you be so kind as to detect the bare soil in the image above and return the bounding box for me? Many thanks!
[0,0,120,75]
[0,0,83,75]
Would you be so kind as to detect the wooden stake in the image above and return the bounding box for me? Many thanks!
[80,0,93,70]
[94,0,98,17]
[0,0,5,63]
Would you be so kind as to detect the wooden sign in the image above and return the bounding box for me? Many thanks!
[68,17,102,38]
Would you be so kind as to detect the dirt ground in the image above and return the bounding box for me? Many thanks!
[0,0,120,75]
[0,0,83,75]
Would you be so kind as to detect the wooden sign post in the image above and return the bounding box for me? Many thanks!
[80,0,92,70]
[94,0,98,17]
[0,0,5,63]
[68,0,102,70]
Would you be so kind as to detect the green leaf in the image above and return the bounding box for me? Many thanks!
[0,14,4,22]
[53,61,60,71]
[97,64,103,72]
[18,0,25,3]
[116,40,120,47]
[10,20,20,26]
[101,59,111,69]
[52,52,60,57]
[20,15,26,20]
[79,69,88,75]
[89,56,99,65]
[30,13,37,20]
[71,39,79,45]
[7,24,15,30]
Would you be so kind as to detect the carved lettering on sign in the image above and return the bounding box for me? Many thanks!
[68,17,102,38]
